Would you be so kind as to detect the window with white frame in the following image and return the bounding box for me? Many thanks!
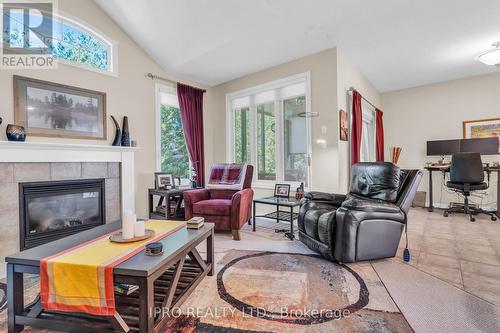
[5,11,116,73]
[360,101,376,162]
[156,85,190,181]
[227,73,311,188]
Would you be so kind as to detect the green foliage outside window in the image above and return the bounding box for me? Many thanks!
[160,105,190,179]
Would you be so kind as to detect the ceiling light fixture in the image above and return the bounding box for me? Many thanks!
[476,42,500,66]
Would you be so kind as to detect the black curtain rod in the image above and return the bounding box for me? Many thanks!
[146,73,207,93]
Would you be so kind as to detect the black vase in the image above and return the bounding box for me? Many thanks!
[121,116,130,147]
[6,124,26,142]
[110,115,122,146]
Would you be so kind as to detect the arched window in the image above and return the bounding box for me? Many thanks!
[51,14,116,74]
[5,10,117,74]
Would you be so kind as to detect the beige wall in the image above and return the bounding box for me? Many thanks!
[0,0,211,217]
[336,49,381,192]
[211,48,339,198]
[382,72,500,208]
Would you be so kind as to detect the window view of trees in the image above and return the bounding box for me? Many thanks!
[160,105,190,179]
[5,13,111,72]
[234,107,251,163]
[257,102,276,180]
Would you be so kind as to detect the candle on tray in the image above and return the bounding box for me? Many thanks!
[134,220,146,237]
[122,210,136,239]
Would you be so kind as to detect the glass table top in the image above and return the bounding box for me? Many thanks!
[253,196,301,206]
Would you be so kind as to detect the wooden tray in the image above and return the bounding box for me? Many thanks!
[110,229,155,243]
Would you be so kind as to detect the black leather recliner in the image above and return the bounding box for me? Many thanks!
[298,162,422,263]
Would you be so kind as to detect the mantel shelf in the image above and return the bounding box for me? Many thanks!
[0,140,139,152]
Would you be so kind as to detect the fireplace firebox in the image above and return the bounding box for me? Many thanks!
[19,179,106,250]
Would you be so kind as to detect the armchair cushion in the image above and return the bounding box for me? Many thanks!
[193,199,232,216]
[206,163,247,190]
[350,162,400,202]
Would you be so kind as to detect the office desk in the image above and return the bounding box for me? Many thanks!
[425,165,500,218]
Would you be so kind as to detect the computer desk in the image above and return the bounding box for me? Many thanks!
[425,165,500,218]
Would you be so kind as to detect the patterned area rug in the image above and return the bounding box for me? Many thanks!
[0,251,412,333]
[164,250,412,332]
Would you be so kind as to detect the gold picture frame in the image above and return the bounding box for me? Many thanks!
[14,75,107,140]
[463,117,500,152]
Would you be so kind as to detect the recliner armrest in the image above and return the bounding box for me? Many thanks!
[303,191,346,207]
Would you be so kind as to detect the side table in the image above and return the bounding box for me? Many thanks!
[148,187,193,220]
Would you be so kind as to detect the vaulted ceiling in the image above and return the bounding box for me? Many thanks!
[95,0,500,92]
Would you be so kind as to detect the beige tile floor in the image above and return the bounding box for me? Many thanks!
[398,207,500,306]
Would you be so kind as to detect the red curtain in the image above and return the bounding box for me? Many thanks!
[177,83,205,186]
[376,109,384,161]
[351,90,363,165]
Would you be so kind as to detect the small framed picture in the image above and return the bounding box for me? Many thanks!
[274,184,291,198]
[155,172,174,189]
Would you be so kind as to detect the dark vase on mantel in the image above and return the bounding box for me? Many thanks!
[121,116,130,147]
[110,115,122,146]
[6,124,26,142]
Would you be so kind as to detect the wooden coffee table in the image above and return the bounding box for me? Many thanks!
[6,221,214,333]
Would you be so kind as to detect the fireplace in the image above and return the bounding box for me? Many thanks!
[19,179,106,250]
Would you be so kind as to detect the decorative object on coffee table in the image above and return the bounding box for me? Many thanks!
[121,116,130,146]
[109,229,155,243]
[6,124,26,141]
[13,75,106,140]
[110,115,122,146]
[274,183,291,198]
[145,242,163,256]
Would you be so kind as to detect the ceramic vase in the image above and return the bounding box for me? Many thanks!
[121,116,130,147]
[6,124,26,142]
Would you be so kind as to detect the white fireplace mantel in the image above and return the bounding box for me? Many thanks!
[0,141,138,211]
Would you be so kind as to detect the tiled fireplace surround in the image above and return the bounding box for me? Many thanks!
[0,142,137,279]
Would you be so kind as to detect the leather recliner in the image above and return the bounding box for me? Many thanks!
[298,162,422,263]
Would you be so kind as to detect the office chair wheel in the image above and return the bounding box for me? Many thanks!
[443,212,449,217]
[492,216,497,221]
[470,217,476,222]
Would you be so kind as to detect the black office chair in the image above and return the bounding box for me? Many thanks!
[444,152,497,222]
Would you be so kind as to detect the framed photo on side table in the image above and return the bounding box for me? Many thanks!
[155,172,175,189]
[274,184,291,198]
[463,117,500,152]
[14,75,106,140]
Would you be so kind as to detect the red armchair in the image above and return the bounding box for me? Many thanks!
[184,164,254,240]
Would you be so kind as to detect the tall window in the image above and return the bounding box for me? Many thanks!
[360,103,376,162]
[156,85,190,180]
[5,11,116,73]
[227,73,311,188]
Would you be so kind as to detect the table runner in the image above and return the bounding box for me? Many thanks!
[40,220,186,316]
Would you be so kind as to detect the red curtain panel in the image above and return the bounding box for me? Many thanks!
[376,109,384,161]
[177,83,206,186]
[351,90,363,165]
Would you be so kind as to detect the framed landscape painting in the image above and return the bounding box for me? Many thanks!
[14,76,106,140]
[463,117,500,152]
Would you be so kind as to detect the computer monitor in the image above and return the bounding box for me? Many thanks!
[460,137,499,155]
[426,139,461,156]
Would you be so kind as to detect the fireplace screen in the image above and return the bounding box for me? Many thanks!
[19,179,105,250]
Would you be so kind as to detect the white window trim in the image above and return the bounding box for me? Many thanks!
[155,83,192,184]
[226,72,312,189]
[53,11,119,77]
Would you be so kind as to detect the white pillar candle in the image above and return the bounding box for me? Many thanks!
[134,220,146,237]
[122,210,136,239]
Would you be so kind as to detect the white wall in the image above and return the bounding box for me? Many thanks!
[0,0,212,217]
[211,48,339,199]
[336,49,382,193]
[382,72,500,208]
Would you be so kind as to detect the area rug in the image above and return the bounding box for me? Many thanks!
[165,250,413,332]
[0,251,413,333]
